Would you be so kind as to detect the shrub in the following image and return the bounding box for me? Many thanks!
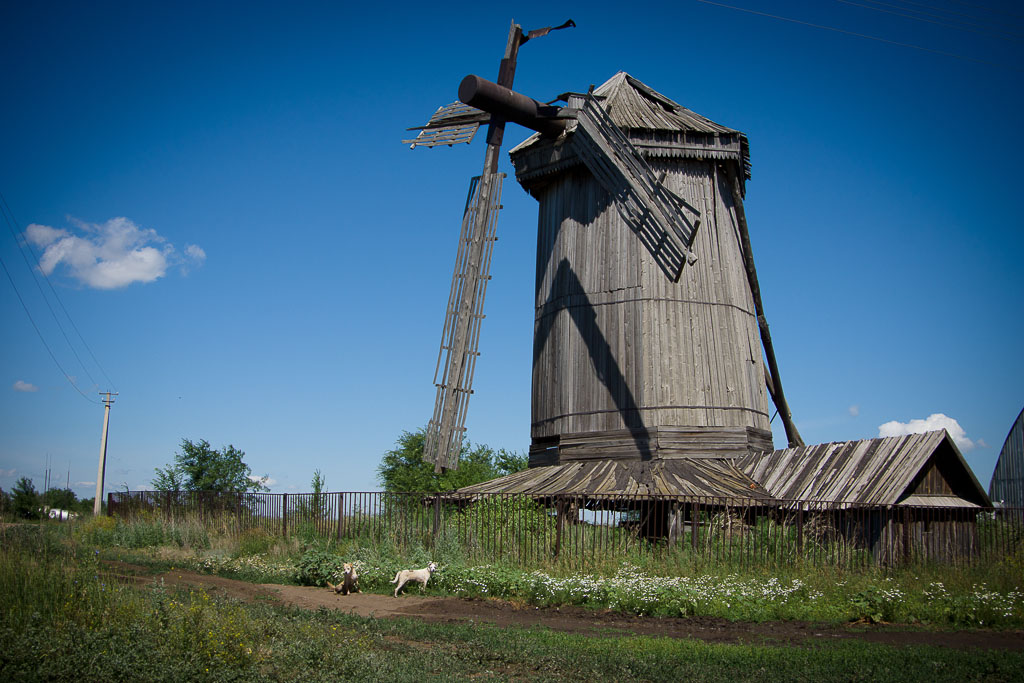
[78,515,117,545]
[236,528,277,557]
[296,545,345,586]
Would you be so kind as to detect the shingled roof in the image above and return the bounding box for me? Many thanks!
[510,72,750,187]
[456,430,991,509]
[455,458,770,501]
[735,430,991,508]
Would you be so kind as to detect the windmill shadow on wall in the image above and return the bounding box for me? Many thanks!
[534,258,652,461]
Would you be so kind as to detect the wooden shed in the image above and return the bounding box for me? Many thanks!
[508,73,774,466]
[736,430,990,508]
[735,430,992,562]
[989,407,1024,510]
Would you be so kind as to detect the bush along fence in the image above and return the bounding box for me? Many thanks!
[107,490,1024,570]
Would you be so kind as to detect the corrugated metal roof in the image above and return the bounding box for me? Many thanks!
[456,458,770,500]
[989,406,1024,507]
[735,430,990,507]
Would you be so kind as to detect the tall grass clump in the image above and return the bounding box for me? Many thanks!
[77,513,211,550]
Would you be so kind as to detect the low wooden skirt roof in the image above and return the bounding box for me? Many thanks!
[456,458,771,500]
[456,430,991,508]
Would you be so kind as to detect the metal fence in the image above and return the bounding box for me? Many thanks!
[108,490,1024,570]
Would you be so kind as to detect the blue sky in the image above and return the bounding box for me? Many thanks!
[1,0,1021,498]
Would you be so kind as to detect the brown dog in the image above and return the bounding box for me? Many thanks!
[326,562,359,595]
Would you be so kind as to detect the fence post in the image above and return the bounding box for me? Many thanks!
[902,506,912,565]
[342,493,350,540]
[796,506,804,557]
[554,496,565,559]
[106,492,114,517]
[432,495,442,546]
[282,493,288,538]
[668,500,680,548]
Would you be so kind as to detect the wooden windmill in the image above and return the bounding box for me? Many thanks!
[405,23,802,476]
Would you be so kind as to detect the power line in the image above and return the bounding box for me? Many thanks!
[860,0,1024,27]
[835,0,1024,42]
[0,198,99,389]
[0,250,100,404]
[943,0,1024,21]
[0,191,117,393]
[694,0,1024,72]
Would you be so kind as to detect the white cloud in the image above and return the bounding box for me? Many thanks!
[249,475,276,487]
[878,413,975,452]
[25,217,204,289]
[0,468,16,478]
[848,405,860,417]
[13,380,38,392]
[185,244,206,263]
[76,481,96,487]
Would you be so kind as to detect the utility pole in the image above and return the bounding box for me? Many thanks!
[93,392,117,516]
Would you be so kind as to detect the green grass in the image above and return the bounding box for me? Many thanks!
[2,525,1023,681]
[43,513,1024,628]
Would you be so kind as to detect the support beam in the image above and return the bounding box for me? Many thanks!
[722,163,803,448]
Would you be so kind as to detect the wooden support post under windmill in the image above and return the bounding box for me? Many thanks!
[722,162,804,448]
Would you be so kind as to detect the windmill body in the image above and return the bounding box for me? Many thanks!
[407,27,799,475]
[510,73,774,466]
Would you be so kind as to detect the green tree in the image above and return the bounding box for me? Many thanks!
[11,477,41,519]
[78,497,104,515]
[310,468,326,517]
[151,438,269,493]
[295,469,327,520]
[377,429,527,492]
[42,487,77,511]
[151,464,184,493]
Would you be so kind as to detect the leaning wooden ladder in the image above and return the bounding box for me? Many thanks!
[424,172,504,471]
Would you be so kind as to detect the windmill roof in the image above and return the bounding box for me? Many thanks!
[591,72,742,136]
[734,430,992,508]
[509,72,750,185]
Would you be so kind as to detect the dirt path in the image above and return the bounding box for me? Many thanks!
[109,562,1024,651]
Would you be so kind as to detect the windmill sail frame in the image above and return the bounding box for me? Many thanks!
[569,91,701,282]
[424,171,504,470]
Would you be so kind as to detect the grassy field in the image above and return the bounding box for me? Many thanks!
[3,519,1024,681]
[63,511,1024,627]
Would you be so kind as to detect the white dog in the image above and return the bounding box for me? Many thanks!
[391,562,438,597]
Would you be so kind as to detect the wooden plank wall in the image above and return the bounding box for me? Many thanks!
[530,156,772,461]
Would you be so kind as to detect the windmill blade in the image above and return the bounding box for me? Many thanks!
[424,171,505,470]
[403,101,491,148]
[569,91,701,282]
